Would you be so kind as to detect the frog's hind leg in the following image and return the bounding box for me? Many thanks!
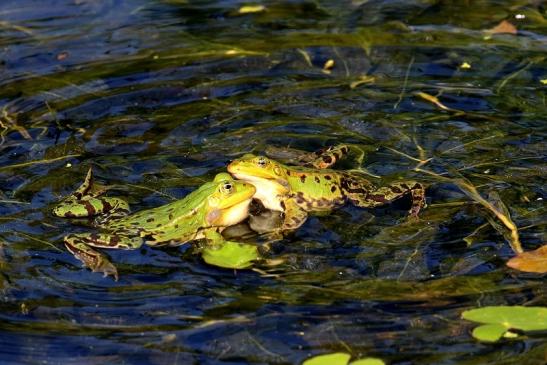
[73,167,104,199]
[53,167,130,219]
[301,145,350,169]
[64,233,143,280]
[54,196,130,219]
[343,178,426,218]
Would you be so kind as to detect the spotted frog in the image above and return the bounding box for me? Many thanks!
[53,169,257,279]
[227,145,426,232]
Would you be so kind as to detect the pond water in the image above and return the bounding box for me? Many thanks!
[0,0,545,364]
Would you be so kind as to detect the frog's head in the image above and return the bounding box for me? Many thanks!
[227,154,288,182]
[205,173,256,227]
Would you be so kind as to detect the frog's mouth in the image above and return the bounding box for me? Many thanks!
[227,163,278,181]
[227,171,288,212]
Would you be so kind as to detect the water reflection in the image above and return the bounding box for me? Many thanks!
[0,0,546,364]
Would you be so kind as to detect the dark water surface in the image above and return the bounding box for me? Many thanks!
[0,1,546,364]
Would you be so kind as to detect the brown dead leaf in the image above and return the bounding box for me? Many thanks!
[507,245,547,273]
[486,20,517,35]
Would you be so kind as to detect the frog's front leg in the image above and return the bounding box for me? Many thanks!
[201,228,259,269]
[64,233,143,280]
[342,177,426,218]
[281,197,309,230]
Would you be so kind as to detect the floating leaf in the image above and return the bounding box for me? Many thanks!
[462,306,547,342]
[302,353,385,365]
[486,20,517,35]
[506,245,547,273]
[202,241,258,269]
[302,353,351,365]
[503,331,519,339]
[471,323,507,342]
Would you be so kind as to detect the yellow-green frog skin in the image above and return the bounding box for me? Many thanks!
[227,154,426,231]
[53,169,256,279]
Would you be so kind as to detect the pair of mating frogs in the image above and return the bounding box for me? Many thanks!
[53,145,426,279]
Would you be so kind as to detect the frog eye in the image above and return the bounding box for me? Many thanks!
[257,157,267,167]
[221,181,233,193]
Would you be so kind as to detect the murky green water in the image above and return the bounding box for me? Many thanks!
[0,1,546,364]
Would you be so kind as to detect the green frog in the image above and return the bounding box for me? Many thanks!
[227,146,426,232]
[53,168,257,279]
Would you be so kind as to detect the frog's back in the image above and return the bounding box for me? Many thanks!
[286,165,377,208]
[107,181,213,233]
[284,167,344,208]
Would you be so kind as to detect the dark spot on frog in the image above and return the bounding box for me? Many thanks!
[174,224,179,229]
[156,223,162,228]
[370,194,387,203]
[331,186,337,192]
[295,192,306,204]
[300,175,306,183]
[146,218,154,222]
[391,186,402,194]
[168,213,173,220]
[286,170,291,176]
[102,200,113,212]
[280,200,286,210]
[109,236,120,246]
[83,201,96,216]
[324,175,332,180]
[314,176,320,183]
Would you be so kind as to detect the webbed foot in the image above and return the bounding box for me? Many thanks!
[91,257,119,281]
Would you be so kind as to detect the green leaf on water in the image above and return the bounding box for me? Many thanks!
[471,324,507,342]
[302,353,351,365]
[201,241,258,269]
[302,353,385,365]
[462,306,547,342]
